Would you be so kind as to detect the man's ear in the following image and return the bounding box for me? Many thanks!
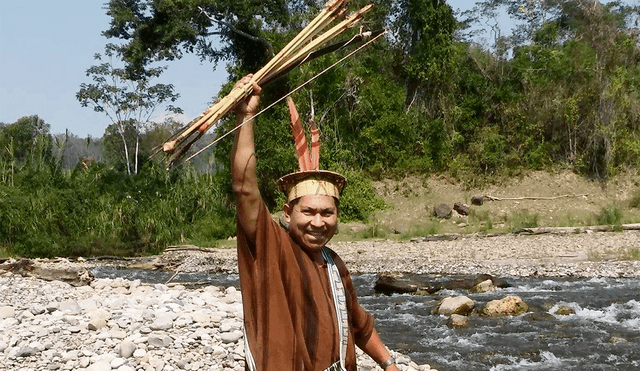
[283,203,292,223]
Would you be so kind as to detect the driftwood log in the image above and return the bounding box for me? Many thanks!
[411,223,640,242]
[0,259,94,286]
[483,194,588,201]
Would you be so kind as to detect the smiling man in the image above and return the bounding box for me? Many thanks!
[231,75,398,371]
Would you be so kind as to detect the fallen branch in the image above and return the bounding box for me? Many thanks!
[484,194,588,201]
[165,246,221,253]
[411,223,640,242]
[165,269,181,285]
[513,223,640,235]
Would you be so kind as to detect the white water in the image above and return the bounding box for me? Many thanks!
[92,269,640,371]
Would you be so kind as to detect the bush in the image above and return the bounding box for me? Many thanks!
[629,190,640,209]
[595,204,623,227]
[337,168,387,222]
[0,160,236,258]
[510,210,540,230]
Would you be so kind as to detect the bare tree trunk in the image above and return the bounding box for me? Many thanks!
[135,134,140,175]
[119,128,131,175]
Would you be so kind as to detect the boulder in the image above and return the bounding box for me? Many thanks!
[374,274,418,294]
[443,274,510,291]
[525,312,556,322]
[481,296,528,316]
[470,279,495,293]
[609,336,628,344]
[448,314,470,328]
[433,203,453,219]
[554,305,576,316]
[0,306,15,319]
[435,296,475,316]
[453,202,470,216]
[471,195,484,206]
[119,340,136,358]
[88,318,107,331]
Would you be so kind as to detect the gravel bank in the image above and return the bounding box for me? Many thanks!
[0,273,434,371]
[2,230,639,371]
[169,230,640,278]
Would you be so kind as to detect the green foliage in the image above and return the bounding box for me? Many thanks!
[337,169,388,223]
[595,204,624,227]
[620,248,640,261]
[10,0,640,256]
[469,209,493,232]
[94,0,640,183]
[629,190,640,209]
[0,118,236,258]
[357,219,389,239]
[77,44,181,174]
[400,223,440,240]
[510,210,540,230]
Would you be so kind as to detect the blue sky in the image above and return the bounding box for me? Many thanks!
[0,0,479,138]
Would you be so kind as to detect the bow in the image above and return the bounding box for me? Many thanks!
[180,29,385,166]
[151,0,384,168]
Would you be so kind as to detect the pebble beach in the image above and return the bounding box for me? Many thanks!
[2,229,640,371]
[171,230,640,278]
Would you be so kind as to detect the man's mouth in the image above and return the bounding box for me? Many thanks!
[306,231,325,239]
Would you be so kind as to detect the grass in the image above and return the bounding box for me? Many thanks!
[554,211,584,228]
[400,222,441,240]
[588,250,603,261]
[619,248,640,261]
[596,204,624,225]
[629,190,640,209]
[510,209,540,230]
[357,219,390,239]
[469,209,493,233]
[594,204,624,231]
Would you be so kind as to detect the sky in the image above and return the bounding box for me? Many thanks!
[0,0,477,138]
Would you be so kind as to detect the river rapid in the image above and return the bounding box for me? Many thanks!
[92,268,640,371]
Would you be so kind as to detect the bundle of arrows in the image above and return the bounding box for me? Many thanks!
[153,0,382,168]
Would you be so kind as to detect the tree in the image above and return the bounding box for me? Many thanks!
[77,44,182,174]
[388,0,459,111]
[101,0,317,76]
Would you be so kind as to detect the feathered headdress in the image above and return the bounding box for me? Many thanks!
[277,97,346,201]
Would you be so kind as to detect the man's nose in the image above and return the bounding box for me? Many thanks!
[310,213,324,227]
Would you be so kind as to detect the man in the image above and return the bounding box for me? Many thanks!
[232,75,399,371]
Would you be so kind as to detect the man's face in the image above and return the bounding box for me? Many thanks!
[283,194,339,252]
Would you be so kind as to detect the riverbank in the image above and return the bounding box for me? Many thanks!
[0,272,434,371]
[7,228,638,282]
[2,231,640,371]
[153,229,640,279]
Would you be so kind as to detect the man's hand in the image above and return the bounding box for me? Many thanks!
[234,74,262,117]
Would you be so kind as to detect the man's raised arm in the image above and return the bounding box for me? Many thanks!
[231,75,262,244]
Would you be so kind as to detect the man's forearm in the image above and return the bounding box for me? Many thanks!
[231,112,257,189]
[230,76,262,243]
[357,328,399,371]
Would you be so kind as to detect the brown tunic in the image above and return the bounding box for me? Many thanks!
[237,201,374,371]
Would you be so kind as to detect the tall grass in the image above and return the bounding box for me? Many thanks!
[0,161,236,258]
[510,209,540,230]
[595,204,624,231]
[469,209,493,232]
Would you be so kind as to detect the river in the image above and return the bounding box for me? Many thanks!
[92,268,640,371]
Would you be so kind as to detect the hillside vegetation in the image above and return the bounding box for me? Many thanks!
[2,1,640,257]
